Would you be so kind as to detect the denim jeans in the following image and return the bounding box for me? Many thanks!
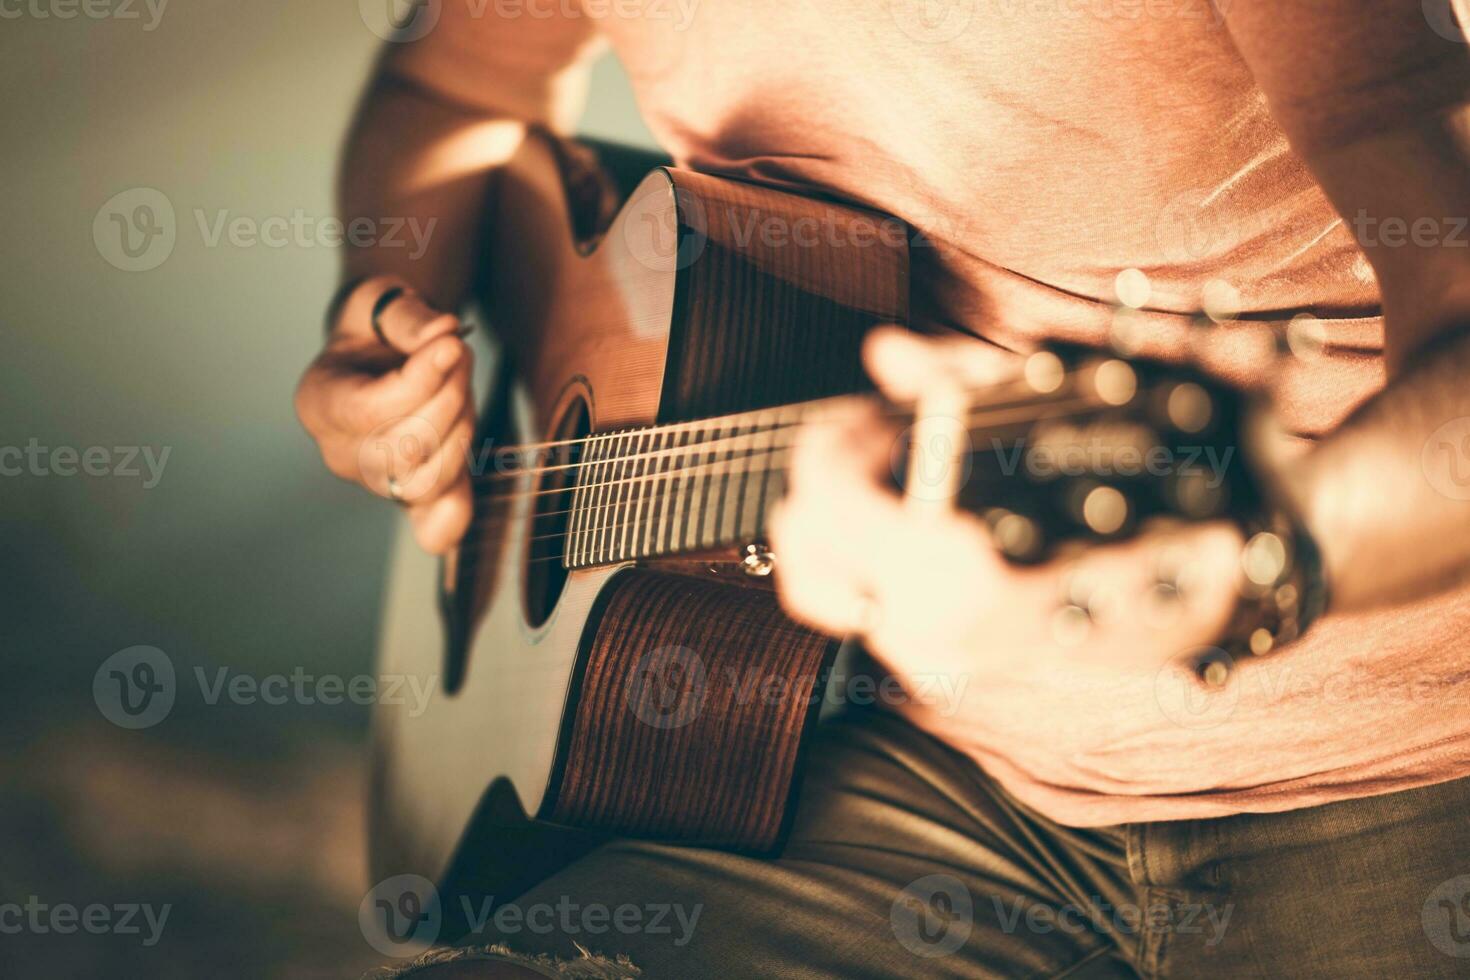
[381,710,1470,979]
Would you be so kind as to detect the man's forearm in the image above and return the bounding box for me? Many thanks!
[1288,321,1470,613]
[337,69,529,313]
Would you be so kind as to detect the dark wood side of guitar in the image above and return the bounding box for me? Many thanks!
[658,167,910,420]
[545,569,832,849]
[544,169,910,851]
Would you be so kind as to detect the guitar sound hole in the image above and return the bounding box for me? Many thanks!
[524,395,590,627]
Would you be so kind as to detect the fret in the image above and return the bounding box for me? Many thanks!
[670,427,697,555]
[669,428,694,555]
[567,435,586,566]
[562,400,829,569]
[712,420,742,548]
[605,433,629,563]
[587,433,611,566]
[729,419,751,546]
[566,433,588,566]
[621,430,654,562]
[606,433,627,562]
[589,435,613,564]
[566,435,589,566]
[574,434,596,566]
[652,429,672,556]
[684,426,707,552]
[738,409,773,542]
[644,429,666,558]
[755,420,786,542]
[591,431,622,564]
[608,431,638,562]
[642,428,672,558]
[620,429,643,558]
[694,420,723,550]
[616,431,642,561]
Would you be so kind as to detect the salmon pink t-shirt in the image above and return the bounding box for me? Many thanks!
[385,0,1470,825]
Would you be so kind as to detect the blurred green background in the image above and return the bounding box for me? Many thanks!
[0,4,652,976]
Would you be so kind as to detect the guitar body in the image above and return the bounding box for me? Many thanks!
[370,133,910,920]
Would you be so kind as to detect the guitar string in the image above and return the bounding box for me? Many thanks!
[442,379,1084,511]
[458,371,1046,469]
[450,394,1106,571]
[465,393,1102,567]
[443,369,1072,487]
[456,393,1097,540]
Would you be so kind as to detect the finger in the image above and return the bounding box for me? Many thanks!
[344,335,470,431]
[350,398,470,499]
[330,276,464,355]
[378,296,464,356]
[863,325,1022,403]
[781,416,918,576]
[787,400,895,499]
[900,369,970,513]
[386,414,475,505]
[407,471,474,555]
[767,500,874,636]
[385,357,474,461]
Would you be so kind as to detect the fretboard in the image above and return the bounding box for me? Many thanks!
[563,405,813,569]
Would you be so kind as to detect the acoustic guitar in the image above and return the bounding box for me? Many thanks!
[368,133,1284,935]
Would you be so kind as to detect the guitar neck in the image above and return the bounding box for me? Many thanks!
[555,349,1184,571]
[562,397,846,569]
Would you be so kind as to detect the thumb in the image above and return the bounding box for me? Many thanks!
[862,325,1023,403]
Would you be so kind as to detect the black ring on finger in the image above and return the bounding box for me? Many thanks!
[371,286,407,347]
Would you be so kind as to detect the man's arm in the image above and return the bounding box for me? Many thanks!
[339,7,603,306]
[336,71,528,310]
[296,7,601,552]
[1288,112,1470,611]
[1221,1,1470,612]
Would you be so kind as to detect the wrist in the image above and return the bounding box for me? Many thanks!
[1196,412,1332,681]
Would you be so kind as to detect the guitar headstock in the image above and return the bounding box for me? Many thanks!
[939,344,1267,564]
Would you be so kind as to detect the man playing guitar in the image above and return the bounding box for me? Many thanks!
[299,2,1470,976]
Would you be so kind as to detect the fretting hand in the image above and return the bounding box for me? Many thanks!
[768,327,1248,710]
